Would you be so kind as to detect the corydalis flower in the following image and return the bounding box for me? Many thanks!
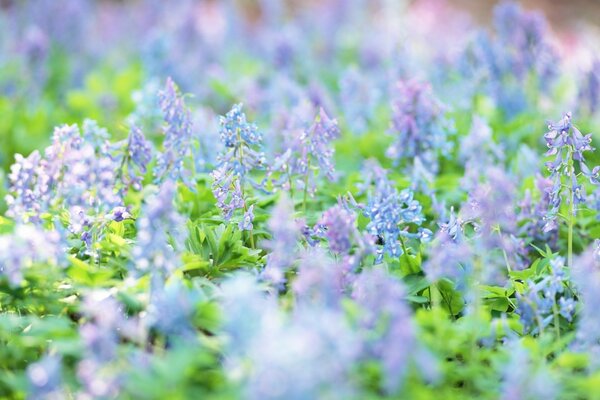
[518,174,558,248]
[0,225,62,286]
[339,67,380,135]
[120,125,152,191]
[460,116,504,190]
[516,257,574,334]
[460,2,557,117]
[262,196,301,287]
[5,151,44,222]
[386,79,453,175]
[132,181,185,285]
[77,291,142,399]
[27,355,64,399]
[544,112,599,223]
[572,241,600,349]
[212,103,265,230]
[352,269,436,393]
[318,204,356,254]
[579,60,600,115]
[355,162,431,263]
[154,77,194,187]
[269,108,340,197]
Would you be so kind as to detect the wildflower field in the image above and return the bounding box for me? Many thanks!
[3,0,600,398]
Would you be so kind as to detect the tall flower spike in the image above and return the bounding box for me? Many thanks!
[154,77,194,188]
[544,112,600,225]
[212,103,265,231]
[121,125,153,191]
[5,151,45,222]
[132,181,185,286]
[386,79,454,176]
[579,59,600,115]
[268,108,340,198]
[0,225,62,286]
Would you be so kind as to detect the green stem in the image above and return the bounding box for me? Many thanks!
[552,301,561,339]
[399,235,415,271]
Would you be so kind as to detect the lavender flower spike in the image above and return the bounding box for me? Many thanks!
[154,77,194,187]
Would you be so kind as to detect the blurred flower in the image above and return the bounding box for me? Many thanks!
[212,103,265,230]
[27,355,64,400]
[268,108,340,197]
[154,77,194,187]
[579,60,600,115]
[353,268,437,393]
[121,125,153,191]
[132,181,185,285]
[500,341,558,400]
[544,112,599,225]
[339,67,380,135]
[386,79,453,175]
[0,225,62,286]
[262,196,301,288]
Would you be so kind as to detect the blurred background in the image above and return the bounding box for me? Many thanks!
[0,0,598,171]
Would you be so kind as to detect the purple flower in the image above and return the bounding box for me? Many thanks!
[268,108,340,197]
[77,291,141,399]
[386,79,454,175]
[579,59,600,115]
[516,257,574,334]
[572,241,600,347]
[5,151,44,222]
[352,268,434,393]
[518,174,558,247]
[318,204,356,254]
[460,116,504,191]
[339,67,380,135]
[354,161,431,263]
[154,77,194,187]
[212,103,265,230]
[0,225,62,286]
[293,248,346,307]
[27,355,64,399]
[132,181,185,284]
[147,279,198,341]
[262,196,301,287]
[544,112,599,224]
[122,125,153,191]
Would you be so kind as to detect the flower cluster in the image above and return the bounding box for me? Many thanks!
[355,162,431,263]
